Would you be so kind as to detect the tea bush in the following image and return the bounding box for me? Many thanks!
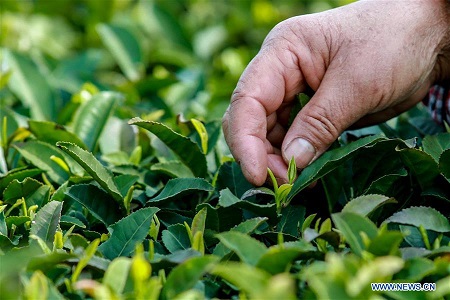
[1,1,449,299]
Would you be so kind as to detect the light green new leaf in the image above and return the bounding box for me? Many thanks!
[57,142,124,208]
[191,207,207,241]
[129,118,207,177]
[15,140,69,185]
[72,92,121,152]
[161,256,219,300]
[4,50,55,121]
[288,135,387,201]
[98,207,159,260]
[149,178,213,204]
[190,118,208,154]
[342,194,397,216]
[384,206,450,233]
[29,201,63,249]
[331,212,378,256]
[97,24,142,81]
[103,257,132,296]
[65,184,123,226]
[216,231,267,266]
[211,262,271,296]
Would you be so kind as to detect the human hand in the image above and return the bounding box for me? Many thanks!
[222,0,450,186]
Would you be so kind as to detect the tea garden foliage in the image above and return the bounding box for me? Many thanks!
[1,0,450,299]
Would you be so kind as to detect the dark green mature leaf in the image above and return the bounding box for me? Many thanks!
[4,50,55,120]
[332,212,378,256]
[342,194,397,217]
[97,24,142,81]
[65,184,123,226]
[218,188,278,221]
[57,142,124,208]
[72,92,121,152]
[398,148,440,189]
[439,149,450,182]
[216,161,253,198]
[162,224,191,253]
[27,252,77,272]
[384,207,450,233]
[114,174,139,198]
[149,178,213,204]
[0,168,43,193]
[289,135,387,200]
[98,207,159,260]
[28,120,87,149]
[277,205,305,237]
[213,217,268,257]
[29,201,63,249]
[422,133,450,163]
[129,118,207,177]
[15,140,69,185]
[3,178,46,204]
[215,231,267,266]
[161,256,219,300]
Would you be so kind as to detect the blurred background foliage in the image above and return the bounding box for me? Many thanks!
[1,0,354,127]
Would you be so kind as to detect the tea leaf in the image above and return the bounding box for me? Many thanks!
[149,178,213,204]
[384,206,450,233]
[215,231,267,266]
[129,118,207,177]
[97,24,142,81]
[29,201,63,249]
[161,224,191,253]
[65,184,123,226]
[98,207,159,260]
[342,194,397,216]
[72,92,120,152]
[422,133,450,163]
[331,212,377,256]
[161,256,219,300]
[57,142,124,208]
[28,120,87,149]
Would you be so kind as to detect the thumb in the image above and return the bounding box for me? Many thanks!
[281,78,366,168]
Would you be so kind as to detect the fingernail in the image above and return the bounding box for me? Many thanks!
[283,138,316,168]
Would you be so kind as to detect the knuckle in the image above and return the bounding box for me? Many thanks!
[301,104,341,144]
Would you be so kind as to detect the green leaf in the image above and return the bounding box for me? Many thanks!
[384,206,450,233]
[211,262,271,296]
[215,161,253,198]
[15,140,69,185]
[191,207,207,240]
[342,194,397,216]
[161,256,219,300]
[28,120,87,149]
[27,252,77,272]
[65,184,123,226]
[29,201,63,249]
[367,231,404,256]
[114,174,139,198]
[422,133,450,163]
[0,168,43,193]
[289,135,387,200]
[215,231,267,266]
[149,178,213,204]
[103,257,132,295]
[190,118,208,154]
[4,50,55,120]
[98,207,159,260]
[331,212,378,256]
[150,161,195,178]
[57,142,124,208]
[72,92,120,152]
[398,148,440,189]
[277,205,305,237]
[256,241,316,274]
[97,24,142,81]
[439,149,450,182]
[162,224,191,253]
[129,118,207,177]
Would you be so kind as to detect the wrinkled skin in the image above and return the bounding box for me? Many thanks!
[222,0,450,186]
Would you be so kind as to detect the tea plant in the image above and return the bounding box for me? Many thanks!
[1,0,450,299]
